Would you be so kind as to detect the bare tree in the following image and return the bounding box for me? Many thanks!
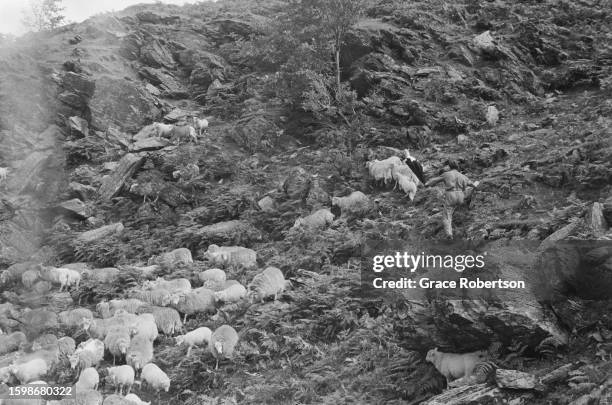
[22,0,66,32]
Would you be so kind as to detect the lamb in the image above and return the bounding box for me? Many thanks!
[107,365,135,395]
[425,348,488,382]
[167,288,216,323]
[291,208,334,230]
[204,244,257,268]
[37,265,81,291]
[192,117,208,137]
[147,248,193,268]
[76,367,99,391]
[143,277,191,294]
[21,270,39,288]
[137,306,182,335]
[175,327,212,356]
[132,313,158,342]
[209,325,239,369]
[59,307,94,329]
[153,122,174,138]
[104,325,131,365]
[140,363,170,394]
[125,393,151,405]
[393,173,417,201]
[214,283,247,304]
[366,156,402,186]
[9,358,48,384]
[0,332,27,355]
[331,191,370,217]
[0,167,8,182]
[170,125,197,145]
[126,333,154,375]
[198,268,226,290]
[248,266,288,303]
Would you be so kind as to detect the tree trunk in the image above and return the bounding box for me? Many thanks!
[335,46,341,101]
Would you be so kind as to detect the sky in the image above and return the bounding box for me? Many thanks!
[0,0,197,36]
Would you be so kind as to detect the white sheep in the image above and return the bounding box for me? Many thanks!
[31,333,57,351]
[170,125,197,145]
[248,266,288,303]
[209,325,239,369]
[0,167,8,182]
[175,327,212,356]
[0,331,27,355]
[125,393,151,405]
[86,267,120,284]
[143,277,191,294]
[37,265,81,291]
[198,268,226,290]
[291,208,334,230]
[70,338,104,373]
[394,173,417,201]
[132,313,158,342]
[366,156,402,186]
[425,348,488,382]
[214,283,247,304]
[133,288,174,307]
[331,191,371,217]
[126,333,154,375]
[104,326,131,365]
[9,358,48,384]
[192,117,208,137]
[107,365,135,395]
[204,244,257,268]
[147,248,193,268]
[57,336,76,358]
[109,299,146,316]
[76,367,99,391]
[1,262,36,284]
[140,363,170,394]
[153,122,174,138]
[167,287,216,323]
[59,307,94,329]
[83,312,137,340]
[390,161,422,186]
[139,306,182,335]
[21,270,38,288]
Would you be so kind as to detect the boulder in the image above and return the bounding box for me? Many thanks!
[57,198,92,219]
[258,196,275,212]
[163,108,191,123]
[140,39,174,69]
[88,75,161,132]
[58,91,87,110]
[118,33,142,60]
[133,124,159,141]
[98,153,144,200]
[78,222,124,243]
[61,72,96,98]
[67,116,89,137]
[138,67,188,99]
[495,369,539,390]
[129,137,169,152]
[422,384,503,405]
[68,182,97,201]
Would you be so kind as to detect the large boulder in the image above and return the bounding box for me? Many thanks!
[140,39,174,69]
[88,76,161,132]
[138,67,188,99]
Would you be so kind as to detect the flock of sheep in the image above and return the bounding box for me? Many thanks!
[152,117,209,145]
[290,151,423,231]
[0,243,290,405]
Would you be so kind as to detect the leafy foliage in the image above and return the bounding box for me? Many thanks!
[22,0,66,32]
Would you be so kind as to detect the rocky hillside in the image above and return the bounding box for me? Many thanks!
[0,0,612,404]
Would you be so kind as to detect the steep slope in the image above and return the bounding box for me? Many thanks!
[0,0,611,404]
